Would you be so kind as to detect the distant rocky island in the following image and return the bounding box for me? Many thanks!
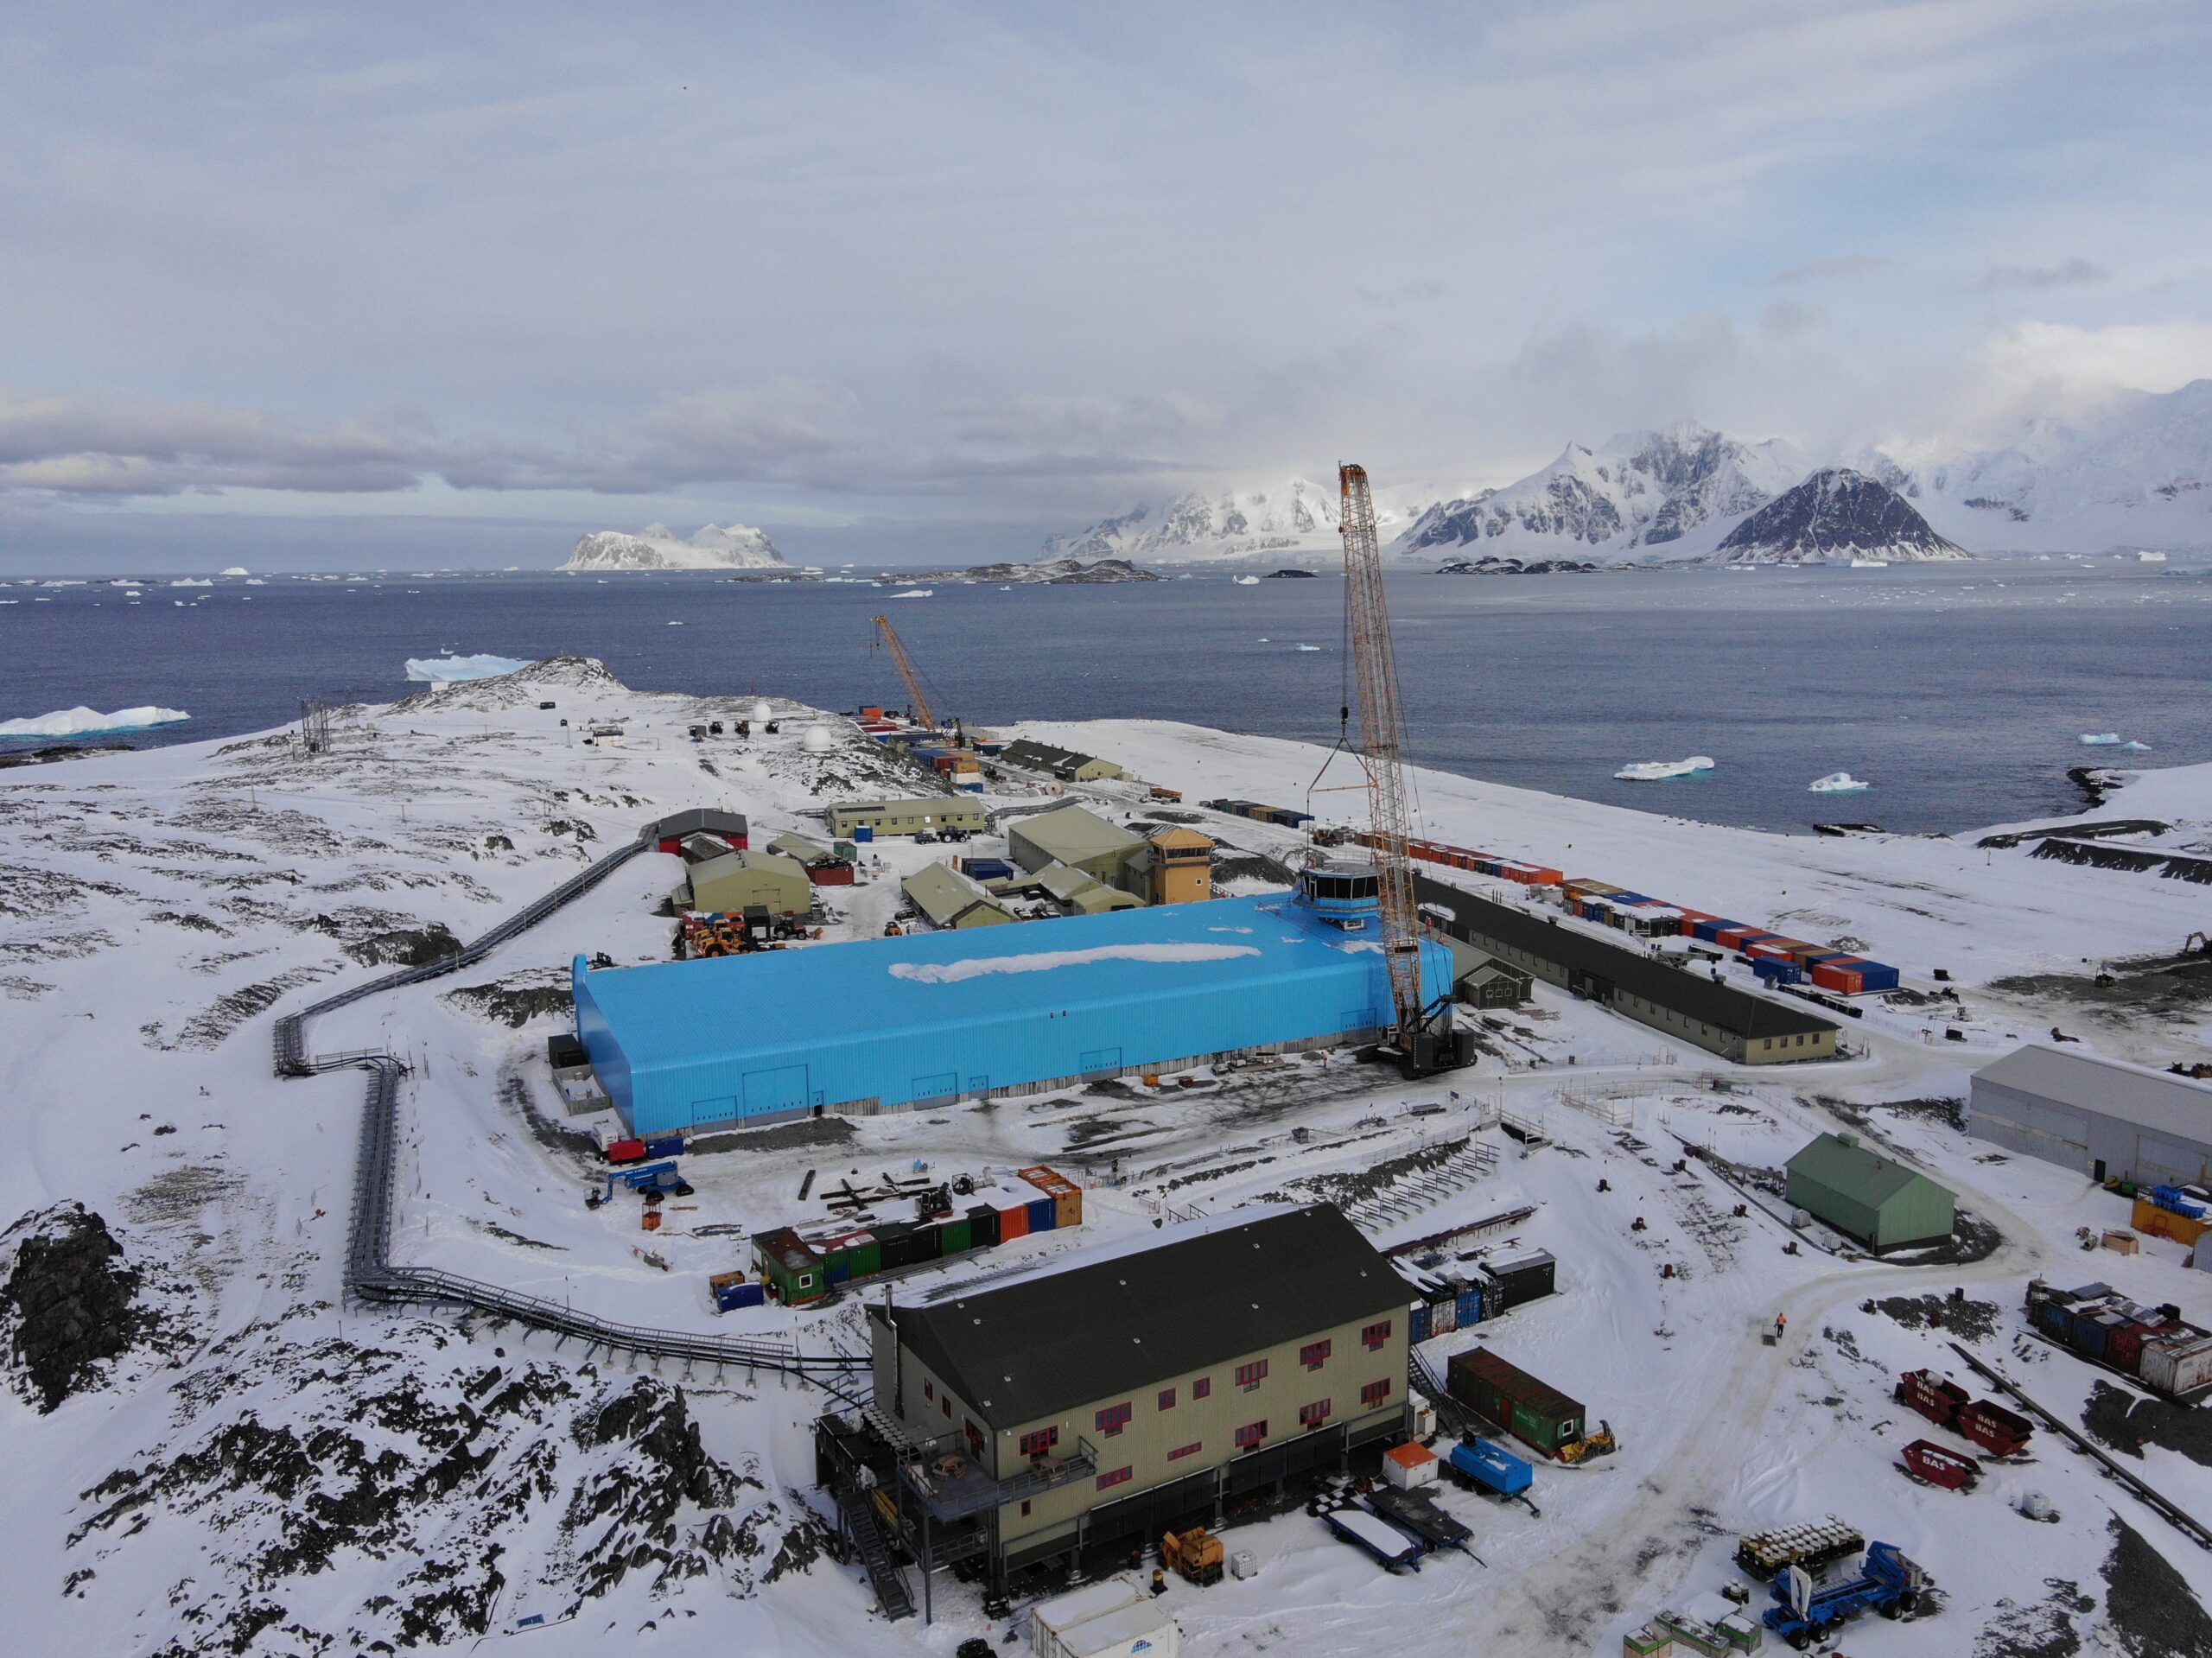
[1436,555,1601,575]
[1265,568,1318,579]
[1713,469,1967,564]
[907,557,1160,585]
[560,523,789,572]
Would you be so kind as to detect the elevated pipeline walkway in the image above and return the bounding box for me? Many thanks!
[276,827,869,1398]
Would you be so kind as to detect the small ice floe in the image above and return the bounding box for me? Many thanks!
[2079,733,2123,746]
[0,704,189,739]
[1808,772,1872,793]
[892,588,933,600]
[2120,740,2153,753]
[1233,575,1261,585]
[1616,756,1715,781]
[1294,643,1322,651]
[666,620,683,626]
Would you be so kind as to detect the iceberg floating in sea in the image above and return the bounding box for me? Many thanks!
[2120,740,2153,753]
[404,653,532,683]
[1233,575,1261,585]
[1615,756,1715,782]
[1808,772,1872,793]
[1294,643,1323,651]
[0,704,189,739]
[2079,733,2122,746]
[891,588,933,600]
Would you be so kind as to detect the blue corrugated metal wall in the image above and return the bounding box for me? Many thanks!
[575,893,1451,1135]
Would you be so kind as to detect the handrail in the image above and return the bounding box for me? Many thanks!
[276,825,869,1394]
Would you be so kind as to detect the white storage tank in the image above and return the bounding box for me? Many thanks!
[752,698,774,723]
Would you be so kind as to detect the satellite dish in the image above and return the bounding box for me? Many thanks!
[752,699,773,722]
[803,721,836,753]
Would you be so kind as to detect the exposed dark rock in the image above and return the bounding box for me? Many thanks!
[1714,467,1967,563]
[2103,1515,2212,1655]
[1,1202,149,1412]
[442,969,573,1027]
[343,922,461,969]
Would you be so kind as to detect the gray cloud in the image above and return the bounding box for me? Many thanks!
[1977,257,2110,291]
[1773,255,1891,286]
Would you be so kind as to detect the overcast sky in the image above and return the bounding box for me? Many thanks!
[3,1,2208,569]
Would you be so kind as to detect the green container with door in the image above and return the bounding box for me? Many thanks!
[938,1217,972,1255]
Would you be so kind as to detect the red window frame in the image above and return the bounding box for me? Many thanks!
[1167,1441,1203,1461]
[1234,1420,1268,1449]
[1158,1387,1176,1412]
[1192,1375,1211,1400]
[923,1380,935,1401]
[1299,1398,1332,1428]
[1361,1320,1392,1350]
[1096,1401,1133,1437]
[1096,1465,1133,1490]
[1235,1359,1268,1392]
[1019,1426,1059,1458]
[1300,1340,1332,1370]
[1360,1378,1391,1407]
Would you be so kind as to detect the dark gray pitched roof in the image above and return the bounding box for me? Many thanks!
[889,1205,1402,1428]
[1412,873,1836,1041]
[651,807,750,839]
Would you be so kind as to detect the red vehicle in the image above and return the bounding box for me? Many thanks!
[606,1137,647,1166]
[1956,1399,2034,1458]
[1894,1369,1969,1428]
[1900,1439,1980,1491]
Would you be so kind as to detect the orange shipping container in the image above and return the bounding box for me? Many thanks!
[1018,1164,1085,1229]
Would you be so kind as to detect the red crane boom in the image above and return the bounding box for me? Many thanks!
[870,613,938,733]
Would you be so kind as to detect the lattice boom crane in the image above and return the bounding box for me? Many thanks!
[1338,462,1452,1068]
[869,614,938,733]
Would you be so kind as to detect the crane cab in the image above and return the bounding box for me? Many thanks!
[1294,860,1382,931]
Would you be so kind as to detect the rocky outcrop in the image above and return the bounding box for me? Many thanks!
[1713,468,1967,563]
[907,556,1160,584]
[2,1203,151,1413]
[1436,554,1602,575]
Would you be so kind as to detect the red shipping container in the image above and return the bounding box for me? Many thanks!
[2109,1320,2179,1377]
[607,1138,647,1165]
[1812,963,1865,994]
[1748,943,1799,962]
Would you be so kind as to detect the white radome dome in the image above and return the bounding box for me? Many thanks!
[752,699,773,722]
[802,721,836,753]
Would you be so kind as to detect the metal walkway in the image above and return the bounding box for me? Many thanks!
[276,827,869,1394]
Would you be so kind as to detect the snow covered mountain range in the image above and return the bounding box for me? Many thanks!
[560,522,788,571]
[1042,383,2212,566]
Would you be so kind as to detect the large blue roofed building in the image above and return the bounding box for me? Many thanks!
[574,864,1452,1137]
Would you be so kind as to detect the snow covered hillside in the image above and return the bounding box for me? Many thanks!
[560,522,788,571]
[1712,468,1967,563]
[1860,379,2212,555]
[1043,477,1412,565]
[1395,424,1808,561]
[6,662,2212,1655]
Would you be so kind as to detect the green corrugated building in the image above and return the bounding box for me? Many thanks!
[1784,1131,1955,1249]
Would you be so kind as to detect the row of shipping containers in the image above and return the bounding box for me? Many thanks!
[1406,1249,1556,1342]
[1677,911,1901,994]
[1205,797,1315,829]
[2025,1279,2212,1396]
[748,1166,1083,1306]
[1351,828,1563,887]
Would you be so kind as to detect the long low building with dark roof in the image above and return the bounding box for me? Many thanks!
[1412,872,1839,1064]
[855,1204,1411,1585]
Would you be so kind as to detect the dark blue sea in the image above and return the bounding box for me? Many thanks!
[6,562,2207,835]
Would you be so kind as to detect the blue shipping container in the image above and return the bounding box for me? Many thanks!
[2072,1312,2111,1359]
[642,1135,685,1159]
[1027,1196,1056,1233]
[1409,1303,1431,1344]
[1753,960,1804,985]
[1455,1287,1485,1329]
[715,1282,766,1312]
[1852,961,1902,992]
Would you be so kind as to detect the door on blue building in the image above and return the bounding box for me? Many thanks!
[741,1064,810,1118]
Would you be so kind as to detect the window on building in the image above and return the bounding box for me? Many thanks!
[965,1420,984,1457]
[1361,1378,1392,1407]
[1019,1426,1058,1458]
[1234,1420,1268,1450]
[1300,1339,1332,1370]
[940,1397,951,1418]
[1020,1499,1033,1517]
[1158,1388,1176,1412]
[1235,1359,1268,1391]
[923,1381,934,1401]
[1192,1376,1211,1400]
[1167,1441,1202,1461]
[1361,1320,1392,1350]
[1300,1399,1332,1428]
[1096,1401,1133,1436]
[1096,1465,1133,1491]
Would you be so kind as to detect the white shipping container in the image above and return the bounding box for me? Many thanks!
[2144,1334,2212,1397]
[1054,1604,1181,1658]
[1032,1580,1145,1658]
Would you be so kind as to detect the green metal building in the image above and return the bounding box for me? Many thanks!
[686,848,814,916]
[824,797,990,837]
[903,862,1017,930]
[1007,803,1147,886]
[1784,1132,1956,1249]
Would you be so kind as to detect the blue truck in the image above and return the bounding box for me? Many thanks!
[1764,1540,1928,1648]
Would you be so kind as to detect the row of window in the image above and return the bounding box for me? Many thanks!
[1081,1328,1397,1440]
[1084,1382,1395,1485]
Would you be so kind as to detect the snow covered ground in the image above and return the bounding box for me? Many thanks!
[3,659,2210,1655]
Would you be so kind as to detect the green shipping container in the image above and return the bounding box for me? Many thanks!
[938,1217,972,1254]
[1447,1346,1585,1457]
[849,1239,882,1278]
